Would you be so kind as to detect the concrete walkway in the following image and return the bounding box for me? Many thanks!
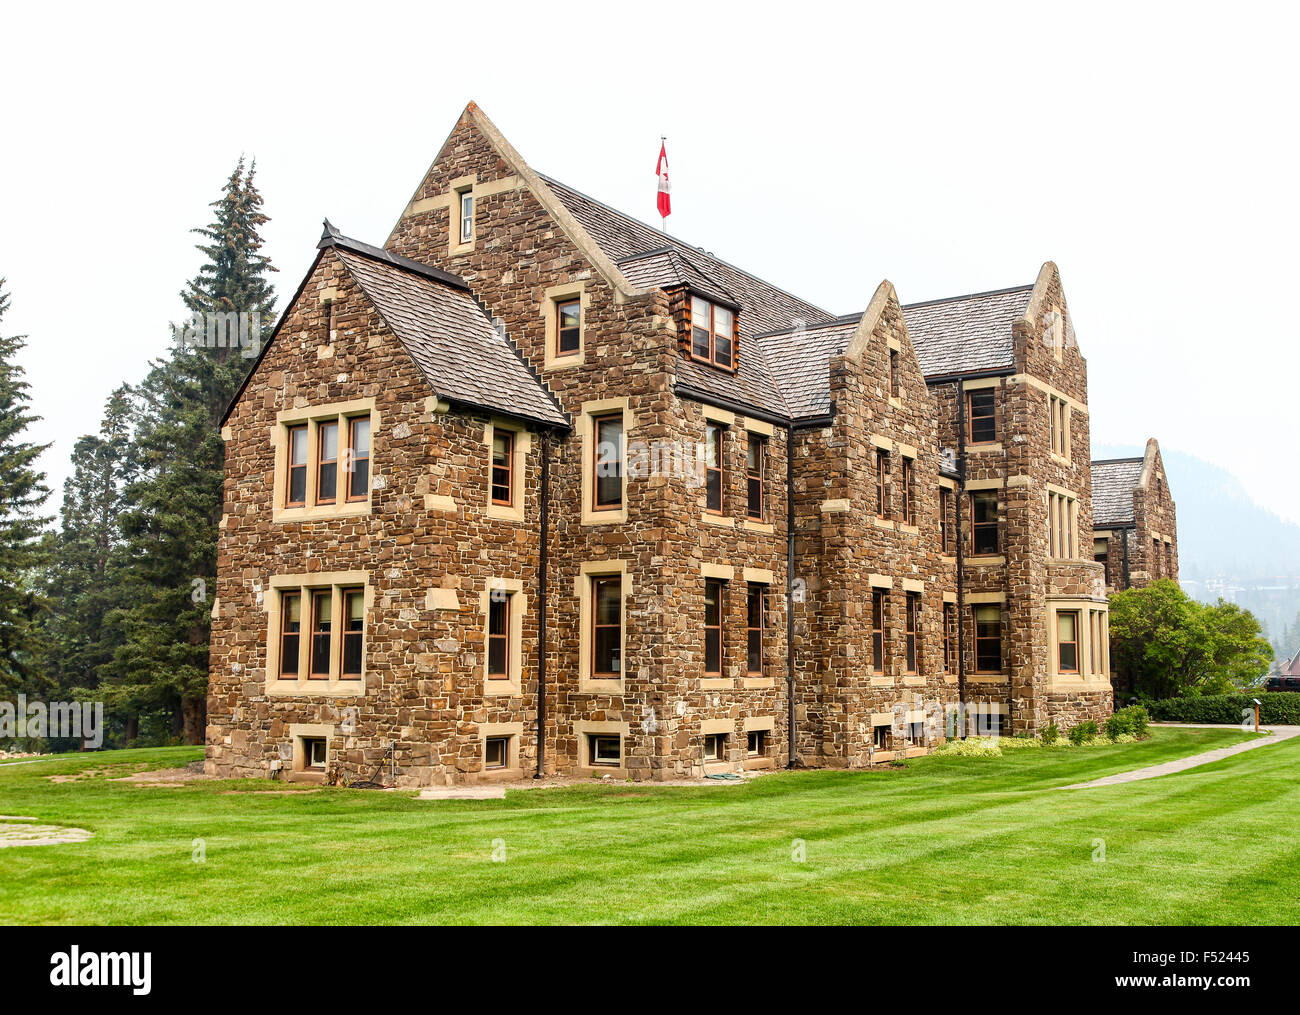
[1061,724,1300,790]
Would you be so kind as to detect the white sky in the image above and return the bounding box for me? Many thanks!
[3,1,1297,521]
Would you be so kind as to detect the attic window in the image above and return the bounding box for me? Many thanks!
[690,295,735,370]
[458,189,474,244]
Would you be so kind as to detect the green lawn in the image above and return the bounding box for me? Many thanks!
[1,727,1296,925]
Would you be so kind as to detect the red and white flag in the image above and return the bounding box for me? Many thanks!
[656,141,671,221]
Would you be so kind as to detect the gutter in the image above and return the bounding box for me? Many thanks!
[955,382,968,738]
[535,431,551,779]
[786,421,797,768]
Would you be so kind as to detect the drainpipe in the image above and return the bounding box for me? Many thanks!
[955,383,968,739]
[786,422,797,768]
[1121,526,1131,590]
[535,430,550,779]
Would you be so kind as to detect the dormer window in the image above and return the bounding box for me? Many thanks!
[690,295,735,369]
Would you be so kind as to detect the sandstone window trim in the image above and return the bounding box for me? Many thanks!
[542,281,588,369]
[688,294,737,371]
[1047,489,1079,560]
[966,389,997,445]
[456,185,474,247]
[273,399,378,523]
[481,578,526,695]
[556,298,581,355]
[483,421,530,522]
[490,428,514,506]
[480,722,524,776]
[266,572,371,696]
[1048,395,1072,461]
[580,398,634,526]
[593,413,625,513]
[1057,610,1080,674]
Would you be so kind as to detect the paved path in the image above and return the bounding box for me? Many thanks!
[1061,724,1300,790]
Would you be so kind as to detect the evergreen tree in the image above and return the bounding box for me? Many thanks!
[109,163,277,743]
[0,279,53,693]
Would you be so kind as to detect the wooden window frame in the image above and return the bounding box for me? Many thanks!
[974,604,1002,674]
[971,491,999,555]
[309,589,333,679]
[285,424,308,507]
[1057,610,1080,675]
[592,413,624,512]
[705,423,725,515]
[316,420,339,505]
[346,415,371,503]
[279,592,302,677]
[902,457,915,526]
[555,297,581,357]
[490,428,514,507]
[876,449,892,519]
[340,587,364,679]
[458,189,474,244]
[591,575,623,678]
[746,433,766,521]
[704,578,725,677]
[940,487,953,553]
[746,583,764,677]
[966,389,997,445]
[689,295,737,370]
[871,589,886,674]
[486,591,511,680]
[904,591,919,675]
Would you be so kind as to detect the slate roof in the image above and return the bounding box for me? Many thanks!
[756,316,861,420]
[616,248,740,309]
[903,285,1032,378]
[328,234,568,428]
[1091,457,1144,527]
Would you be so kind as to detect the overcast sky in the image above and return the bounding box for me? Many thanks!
[3,1,1297,523]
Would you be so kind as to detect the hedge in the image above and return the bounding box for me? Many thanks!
[1144,692,1300,725]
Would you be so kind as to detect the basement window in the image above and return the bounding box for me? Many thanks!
[747,730,768,757]
[872,724,889,751]
[589,734,621,767]
[485,736,510,770]
[303,737,327,770]
[703,733,728,761]
[908,721,925,745]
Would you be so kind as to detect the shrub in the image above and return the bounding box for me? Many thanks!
[1041,723,1060,745]
[932,738,1002,758]
[998,736,1042,750]
[1068,720,1099,745]
[1144,692,1300,726]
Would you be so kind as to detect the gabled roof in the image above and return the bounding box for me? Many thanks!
[1091,457,1144,527]
[903,285,1032,378]
[756,316,860,420]
[221,225,568,430]
[616,247,740,309]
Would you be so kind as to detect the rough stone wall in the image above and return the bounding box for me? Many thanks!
[1129,442,1179,588]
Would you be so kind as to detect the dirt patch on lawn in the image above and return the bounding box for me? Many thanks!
[114,765,210,786]
[0,818,93,848]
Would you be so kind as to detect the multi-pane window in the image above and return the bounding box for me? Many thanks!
[974,605,1002,673]
[904,592,919,674]
[280,593,302,676]
[286,425,308,506]
[310,590,333,678]
[487,591,510,679]
[589,734,621,766]
[967,389,996,444]
[490,430,514,506]
[889,348,901,398]
[593,414,624,511]
[876,449,892,519]
[943,602,955,674]
[705,424,724,514]
[746,435,766,520]
[347,416,370,501]
[1057,611,1079,674]
[592,576,622,677]
[690,295,735,369]
[317,421,339,504]
[341,588,365,677]
[902,457,916,526]
[871,590,886,673]
[1048,492,1076,559]
[556,298,581,356]
[459,189,473,243]
[940,487,954,553]
[704,578,724,676]
[971,491,999,554]
[747,583,764,676]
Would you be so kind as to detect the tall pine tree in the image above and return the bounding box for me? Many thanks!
[109,163,277,742]
[0,279,53,694]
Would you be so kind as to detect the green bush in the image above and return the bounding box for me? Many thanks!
[1145,692,1300,725]
[1068,720,1099,745]
[1041,723,1060,745]
[1104,705,1151,741]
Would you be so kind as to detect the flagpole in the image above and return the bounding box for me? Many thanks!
[660,135,666,232]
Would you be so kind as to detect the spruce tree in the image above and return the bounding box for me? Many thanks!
[110,163,277,742]
[0,279,53,694]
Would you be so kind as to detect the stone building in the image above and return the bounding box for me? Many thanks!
[1091,438,1179,591]
[207,102,1117,784]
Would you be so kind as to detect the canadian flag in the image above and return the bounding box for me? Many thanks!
[656,141,671,220]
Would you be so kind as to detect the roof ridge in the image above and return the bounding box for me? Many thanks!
[902,283,1033,310]
[536,171,836,322]
[1092,457,1145,466]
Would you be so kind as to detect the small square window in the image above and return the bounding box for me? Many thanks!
[303,737,326,770]
[589,734,621,767]
[485,736,510,769]
[872,724,889,751]
[703,733,728,761]
[746,730,767,757]
[556,299,581,356]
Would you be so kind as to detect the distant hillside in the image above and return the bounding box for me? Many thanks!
[1092,444,1300,658]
